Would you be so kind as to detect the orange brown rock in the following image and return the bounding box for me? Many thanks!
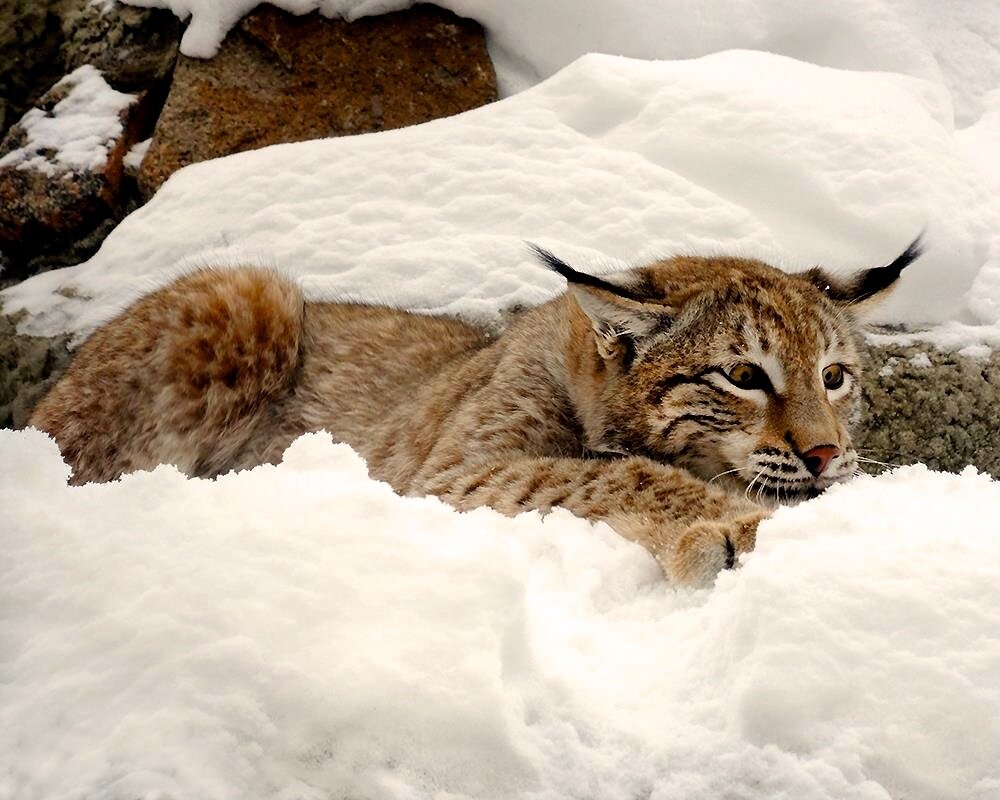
[138,4,497,196]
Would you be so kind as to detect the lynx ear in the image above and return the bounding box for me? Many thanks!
[802,236,924,306]
[530,244,670,363]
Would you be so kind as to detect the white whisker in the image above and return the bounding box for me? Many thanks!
[856,455,905,469]
[708,467,743,484]
[745,468,765,500]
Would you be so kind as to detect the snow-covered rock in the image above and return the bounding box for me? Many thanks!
[0,65,137,178]
[2,427,999,800]
[0,66,145,274]
[124,0,999,127]
[4,52,998,349]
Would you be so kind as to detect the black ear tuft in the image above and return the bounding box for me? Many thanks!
[527,243,670,363]
[528,243,644,302]
[804,234,924,306]
[843,234,924,303]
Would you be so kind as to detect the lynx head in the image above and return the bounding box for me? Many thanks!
[534,239,922,504]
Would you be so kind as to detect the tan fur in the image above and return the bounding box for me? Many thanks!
[30,251,898,587]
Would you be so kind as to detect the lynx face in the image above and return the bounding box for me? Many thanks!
[608,276,863,504]
[536,240,921,505]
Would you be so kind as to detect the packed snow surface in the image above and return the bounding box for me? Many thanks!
[4,52,1000,349]
[4,6,998,799]
[121,0,999,127]
[3,428,1000,800]
[0,65,134,177]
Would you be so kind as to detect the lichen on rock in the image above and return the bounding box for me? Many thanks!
[859,340,1000,477]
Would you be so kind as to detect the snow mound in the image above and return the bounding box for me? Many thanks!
[123,0,999,126]
[2,427,999,800]
[4,53,999,348]
[0,65,135,177]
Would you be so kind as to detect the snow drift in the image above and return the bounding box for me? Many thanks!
[3,4,1000,799]
[4,52,999,348]
[2,428,999,800]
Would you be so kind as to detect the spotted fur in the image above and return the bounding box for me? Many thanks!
[30,241,919,586]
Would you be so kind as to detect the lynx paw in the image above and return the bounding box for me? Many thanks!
[659,512,765,588]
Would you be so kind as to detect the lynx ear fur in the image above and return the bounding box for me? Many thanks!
[801,235,924,307]
[530,245,671,363]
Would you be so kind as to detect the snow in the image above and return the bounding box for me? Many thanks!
[3,427,999,800]
[123,137,152,171]
[3,7,1000,798]
[959,344,992,360]
[877,358,899,378]
[121,0,999,127]
[4,52,999,350]
[0,65,134,177]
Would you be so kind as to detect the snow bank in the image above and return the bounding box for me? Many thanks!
[121,0,998,127]
[3,427,999,800]
[4,52,999,347]
[0,65,135,177]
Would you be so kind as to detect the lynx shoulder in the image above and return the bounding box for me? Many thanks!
[30,240,921,585]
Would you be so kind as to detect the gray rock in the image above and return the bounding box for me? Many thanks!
[0,311,72,429]
[0,0,75,139]
[61,1,179,92]
[0,0,178,140]
[858,340,1000,477]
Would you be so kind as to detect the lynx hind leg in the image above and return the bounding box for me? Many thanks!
[29,267,304,484]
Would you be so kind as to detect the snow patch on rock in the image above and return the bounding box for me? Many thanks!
[123,137,151,171]
[0,65,135,177]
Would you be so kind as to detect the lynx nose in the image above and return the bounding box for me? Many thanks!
[802,445,840,477]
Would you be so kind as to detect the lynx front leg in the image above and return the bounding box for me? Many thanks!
[417,454,767,587]
[607,511,763,587]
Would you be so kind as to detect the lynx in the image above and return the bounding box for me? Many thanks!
[29,240,920,586]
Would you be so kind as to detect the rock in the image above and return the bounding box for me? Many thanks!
[0,311,72,429]
[138,3,497,195]
[0,0,74,139]
[61,1,180,92]
[0,1,178,131]
[0,2,177,278]
[0,66,150,279]
[858,341,1000,477]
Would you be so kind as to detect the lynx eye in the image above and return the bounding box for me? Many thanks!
[725,363,769,391]
[823,363,845,390]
